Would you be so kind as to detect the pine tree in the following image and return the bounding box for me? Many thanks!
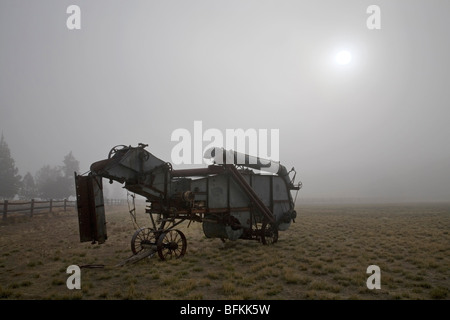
[35,152,80,199]
[35,165,65,200]
[0,134,22,199]
[62,151,79,198]
[62,151,80,179]
[19,172,37,199]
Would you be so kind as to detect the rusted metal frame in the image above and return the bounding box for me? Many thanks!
[154,199,200,231]
[128,163,171,199]
[162,211,204,223]
[157,217,167,232]
[162,207,250,216]
[127,183,164,200]
[148,205,158,230]
[158,217,186,232]
[226,164,275,224]
[236,170,274,241]
[187,211,204,223]
[204,208,251,230]
[89,157,122,176]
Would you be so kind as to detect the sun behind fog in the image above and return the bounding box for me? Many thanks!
[335,50,352,65]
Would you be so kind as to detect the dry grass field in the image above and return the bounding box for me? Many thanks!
[0,202,449,300]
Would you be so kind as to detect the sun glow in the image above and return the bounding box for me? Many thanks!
[335,50,352,65]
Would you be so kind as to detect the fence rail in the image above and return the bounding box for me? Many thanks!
[0,198,133,220]
[104,198,129,206]
[0,199,75,220]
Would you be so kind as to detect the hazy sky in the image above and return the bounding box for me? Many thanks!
[1,1,449,202]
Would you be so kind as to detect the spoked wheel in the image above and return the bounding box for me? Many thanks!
[157,229,187,260]
[131,227,159,255]
[108,145,128,159]
[261,222,278,245]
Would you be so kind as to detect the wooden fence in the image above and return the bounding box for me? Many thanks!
[0,199,75,220]
[0,198,133,220]
[103,198,129,206]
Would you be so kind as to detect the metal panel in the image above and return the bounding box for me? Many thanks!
[273,176,288,200]
[75,174,107,244]
[170,178,191,195]
[208,175,228,208]
[229,178,249,208]
[251,175,271,206]
[190,178,208,201]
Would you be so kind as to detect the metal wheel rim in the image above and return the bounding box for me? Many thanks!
[261,222,278,245]
[157,229,187,260]
[131,227,157,255]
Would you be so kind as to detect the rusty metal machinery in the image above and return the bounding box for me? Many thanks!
[74,144,302,261]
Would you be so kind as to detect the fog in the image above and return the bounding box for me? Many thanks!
[1,1,449,203]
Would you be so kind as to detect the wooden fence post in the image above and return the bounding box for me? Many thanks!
[2,200,7,220]
[30,199,35,217]
[49,199,53,213]
[64,199,67,211]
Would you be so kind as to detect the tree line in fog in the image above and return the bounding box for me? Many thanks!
[0,134,79,200]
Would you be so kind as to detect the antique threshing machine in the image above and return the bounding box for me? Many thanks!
[75,144,301,261]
